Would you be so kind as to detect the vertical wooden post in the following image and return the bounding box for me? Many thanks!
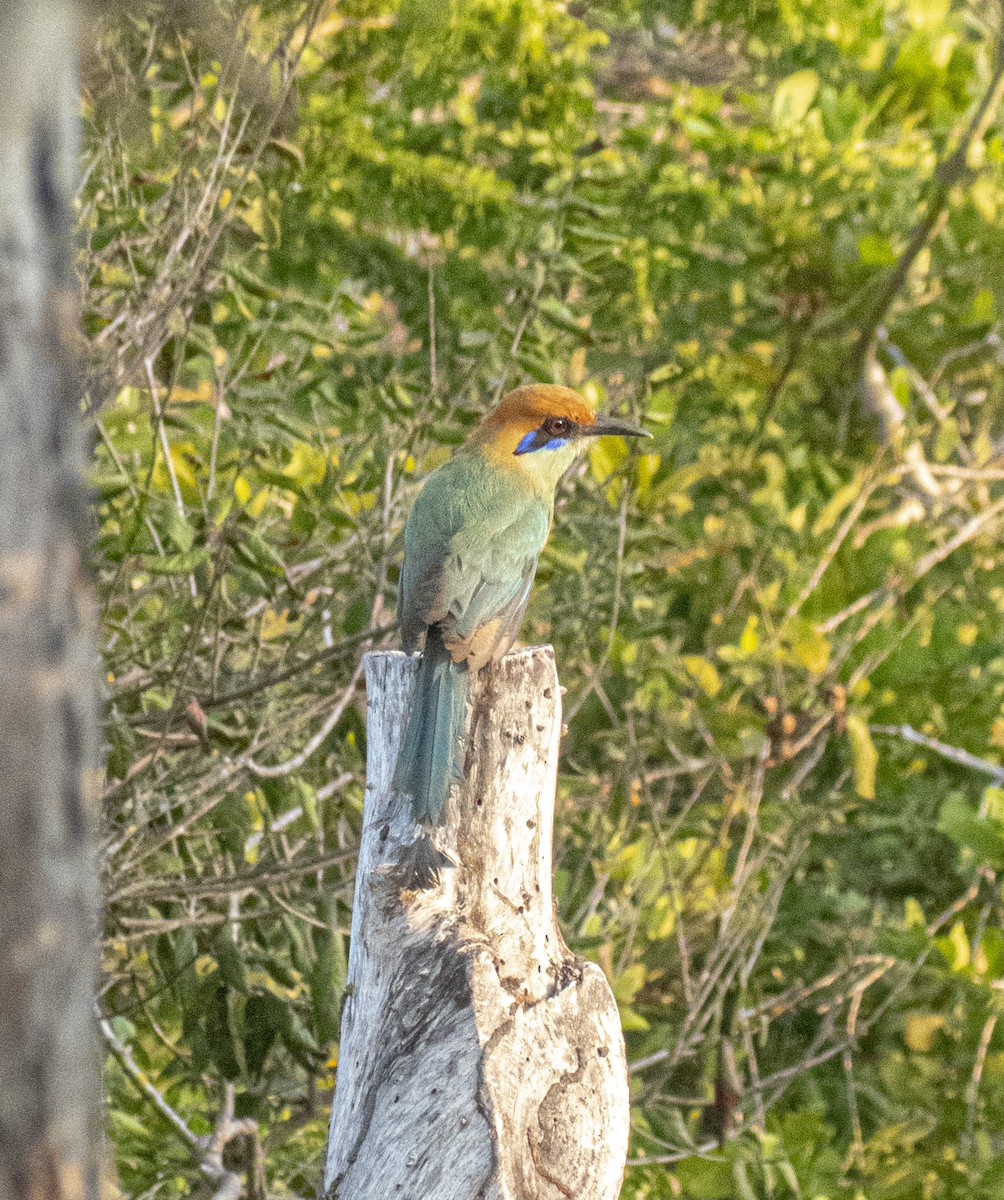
[0,4,101,1200]
[322,647,629,1200]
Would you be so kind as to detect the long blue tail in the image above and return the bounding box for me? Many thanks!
[392,629,468,825]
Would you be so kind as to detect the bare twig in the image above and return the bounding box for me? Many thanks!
[241,655,365,778]
[101,1019,260,1199]
[877,327,951,423]
[100,1015,202,1150]
[871,724,1004,781]
[822,493,1004,635]
[107,845,354,904]
[964,1013,998,1157]
[852,28,1004,365]
[787,470,885,620]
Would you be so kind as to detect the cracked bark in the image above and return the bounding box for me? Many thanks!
[0,5,101,1200]
[322,647,629,1200]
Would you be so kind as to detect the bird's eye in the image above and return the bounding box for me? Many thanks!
[543,416,571,437]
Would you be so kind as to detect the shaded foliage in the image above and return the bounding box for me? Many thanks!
[85,1,1004,1195]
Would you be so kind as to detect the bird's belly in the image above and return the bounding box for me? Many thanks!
[444,617,505,671]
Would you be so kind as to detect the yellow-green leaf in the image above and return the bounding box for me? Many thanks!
[790,623,830,674]
[646,894,676,940]
[772,69,819,125]
[904,1012,945,1052]
[812,480,859,537]
[284,442,328,488]
[589,435,626,483]
[260,607,291,641]
[739,615,760,656]
[906,0,949,27]
[618,1005,651,1032]
[612,962,646,1005]
[683,655,722,697]
[846,713,878,799]
[936,920,970,971]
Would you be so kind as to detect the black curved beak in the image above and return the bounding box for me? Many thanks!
[588,414,652,440]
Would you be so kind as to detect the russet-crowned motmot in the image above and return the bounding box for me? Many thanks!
[392,384,649,880]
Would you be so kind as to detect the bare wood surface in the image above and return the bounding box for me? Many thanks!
[0,4,101,1199]
[323,647,629,1200]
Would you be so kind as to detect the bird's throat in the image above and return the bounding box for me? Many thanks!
[506,438,583,497]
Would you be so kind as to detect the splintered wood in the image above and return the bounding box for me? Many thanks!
[323,647,629,1200]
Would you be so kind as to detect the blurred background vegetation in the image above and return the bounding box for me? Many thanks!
[83,0,1004,1195]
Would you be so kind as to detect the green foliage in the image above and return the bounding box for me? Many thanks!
[85,0,1004,1195]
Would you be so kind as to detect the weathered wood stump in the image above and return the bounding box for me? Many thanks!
[322,647,629,1200]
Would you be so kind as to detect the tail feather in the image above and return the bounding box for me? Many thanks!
[392,630,468,824]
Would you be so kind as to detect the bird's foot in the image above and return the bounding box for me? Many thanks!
[377,834,457,891]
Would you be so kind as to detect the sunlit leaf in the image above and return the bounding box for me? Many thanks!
[846,714,878,799]
[683,655,722,697]
[772,69,820,125]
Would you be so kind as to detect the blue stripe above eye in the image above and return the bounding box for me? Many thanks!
[515,430,570,455]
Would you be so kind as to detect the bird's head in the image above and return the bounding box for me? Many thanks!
[472,384,650,492]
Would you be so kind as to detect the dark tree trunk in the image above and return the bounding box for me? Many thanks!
[0,5,101,1200]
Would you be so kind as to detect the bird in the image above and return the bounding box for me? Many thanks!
[390,383,650,885]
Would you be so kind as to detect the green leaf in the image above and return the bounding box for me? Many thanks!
[858,234,898,266]
[213,930,247,994]
[772,69,820,125]
[619,1005,651,1032]
[812,480,859,537]
[165,506,195,552]
[683,655,722,697]
[205,983,242,1080]
[935,920,970,971]
[675,1156,737,1199]
[846,714,878,799]
[140,547,211,574]
[612,962,646,1005]
[937,794,1004,869]
[110,1015,137,1043]
[243,992,285,1078]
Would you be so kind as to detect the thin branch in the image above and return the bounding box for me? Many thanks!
[100,1015,202,1150]
[911,494,1004,578]
[818,587,882,635]
[852,30,1004,363]
[930,330,1003,388]
[786,470,884,621]
[871,724,1004,781]
[240,655,365,777]
[925,461,1004,481]
[145,355,186,519]
[427,264,438,396]
[964,1013,997,1157]
[107,845,354,904]
[877,327,950,423]
[822,493,1004,634]
[626,1139,721,1167]
[755,326,805,434]
[200,622,394,709]
[102,1011,267,1198]
[566,488,630,724]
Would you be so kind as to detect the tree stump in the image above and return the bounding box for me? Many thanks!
[322,647,629,1200]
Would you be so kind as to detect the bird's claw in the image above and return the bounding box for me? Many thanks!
[376,834,457,891]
